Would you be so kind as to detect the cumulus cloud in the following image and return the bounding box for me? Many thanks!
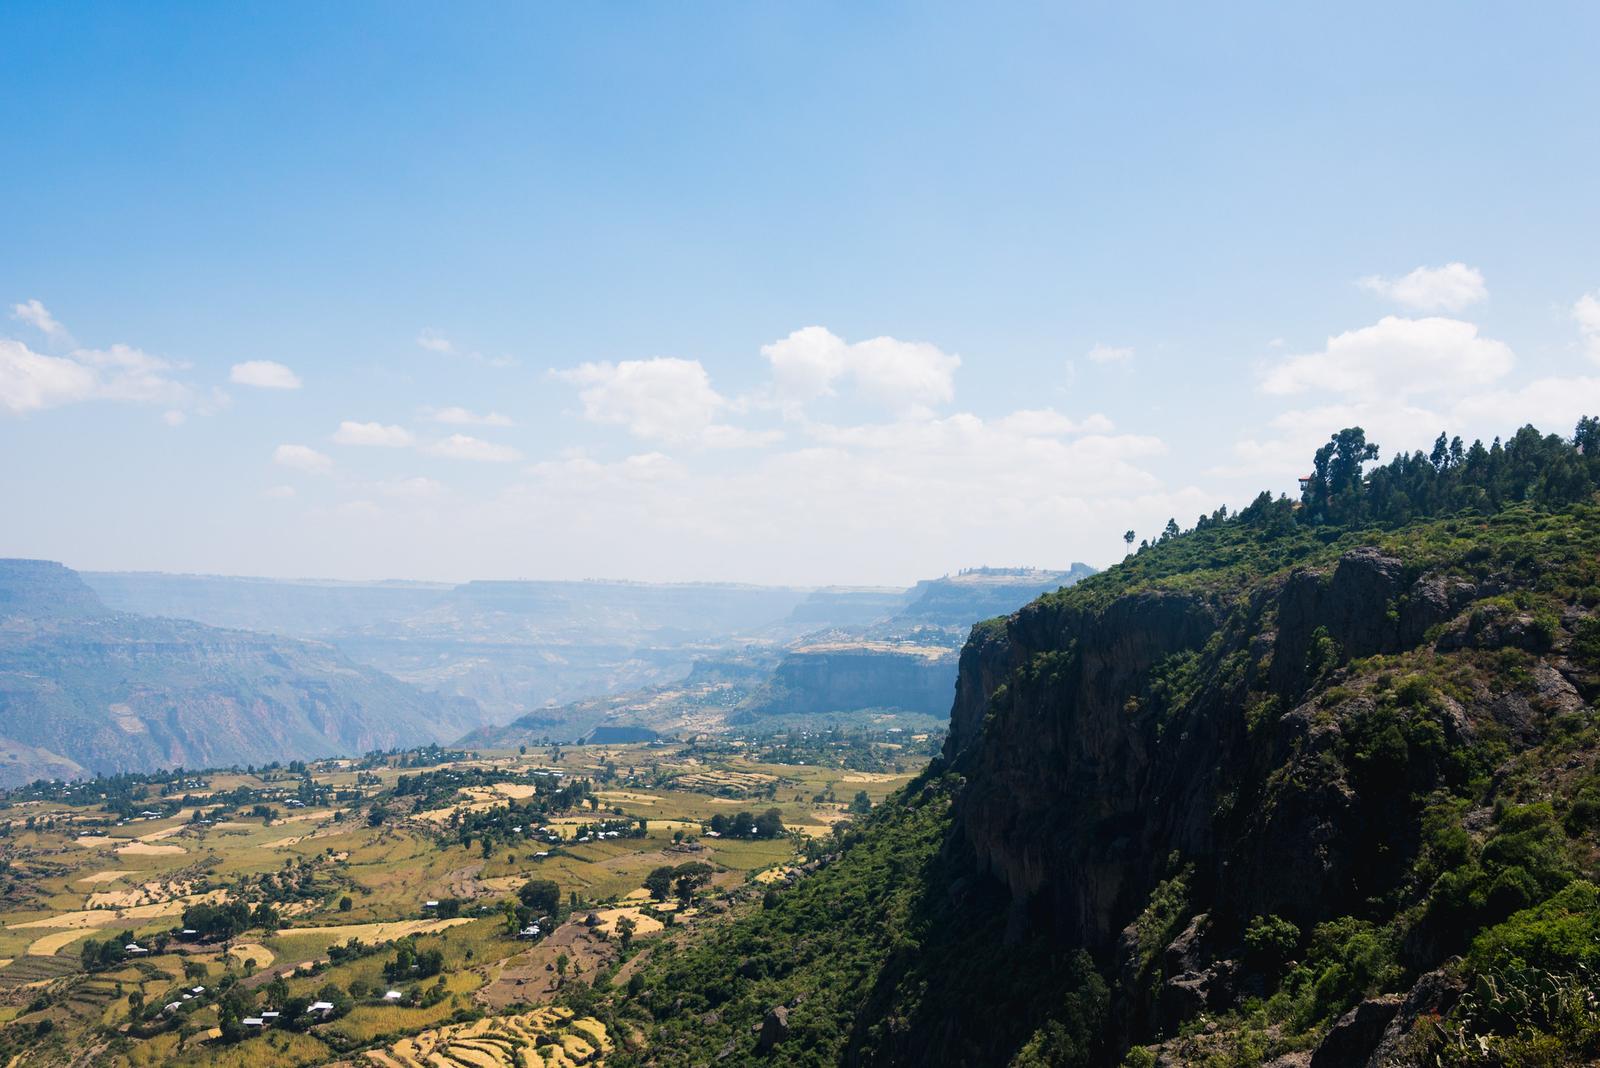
[230,360,302,390]
[1576,292,1600,362]
[427,406,514,427]
[761,326,960,412]
[274,444,334,473]
[424,433,522,462]
[1086,344,1134,364]
[1358,262,1487,313]
[333,420,414,447]
[0,338,192,414]
[1260,316,1514,401]
[11,299,67,339]
[554,357,728,442]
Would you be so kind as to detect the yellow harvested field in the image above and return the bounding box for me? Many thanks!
[136,824,186,842]
[87,877,201,909]
[75,870,135,885]
[362,1006,610,1068]
[227,942,274,968]
[10,890,226,930]
[73,835,118,848]
[753,866,797,885]
[27,929,94,956]
[116,841,187,856]
[275,917,472,942]
[587,906,663,938]
[463,783,538,801]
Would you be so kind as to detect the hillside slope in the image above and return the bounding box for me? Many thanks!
[599,422,1600,1068]
[0,560,479,784]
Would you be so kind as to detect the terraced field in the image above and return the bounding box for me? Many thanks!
[362,1007,610,1067]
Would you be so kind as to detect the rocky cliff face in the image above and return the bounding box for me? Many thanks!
[935,523,1600,1063]
[745,644,960,717]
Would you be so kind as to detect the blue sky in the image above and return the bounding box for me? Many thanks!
[4,3,1599,585]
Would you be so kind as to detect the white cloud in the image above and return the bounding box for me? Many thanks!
[274,444,334,473]
[1576,292,1600,362]
[554,357,726,442]
[263,484,297,499]
[162,409,186,427]
[424,433,522,462]
[1086,344,1134,364]
[230,360,302,390]
[0,338,191,414]
[1261,316,1514,401]
[427,406,515,427]
[11,299,66,339]
[0,339,98,413]
[333,420,414,447]
[761,326,960,412]
[1358,262,1487,313]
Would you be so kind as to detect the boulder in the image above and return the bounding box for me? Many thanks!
[1310,995,1403,1067]
[755,1004,790,1054]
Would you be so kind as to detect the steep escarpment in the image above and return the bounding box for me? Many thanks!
[935,501,1600,1065]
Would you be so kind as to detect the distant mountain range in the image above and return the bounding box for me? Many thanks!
[80,566,1093,734]
[0,560,479,786]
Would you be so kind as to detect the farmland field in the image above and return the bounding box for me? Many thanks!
[0,736,917,1065]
